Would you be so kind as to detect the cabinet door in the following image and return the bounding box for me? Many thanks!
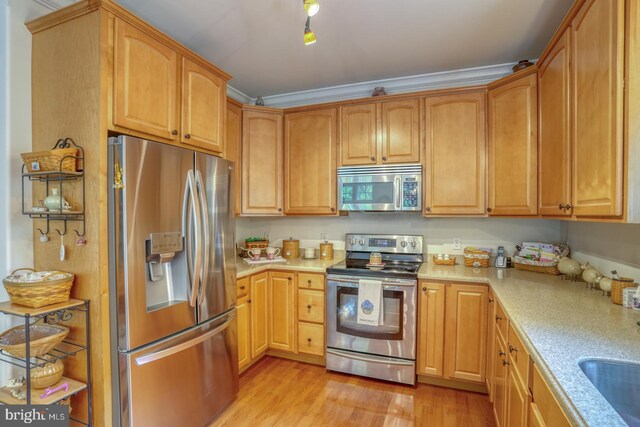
[424,93,486,215]
[250,272,268,358]
[297,289,325,324]
[284,108,337,215]
[297,322,324,356]
[529,403,547,427]
[339,103,377,165]
[268,272,296,352]
[571,0,624,217]
[237,294,251,370]
[538,31,572,216]
[380,99,421,164]
[226,101,242,215]
[506,369,531,427]
[444,283,488,383]
[493,335,508,427]
[417,282,445,377]
[113,20,179,141]
[181,58,226,153]
[487,292,496,402]
[242,108,283,215]
[488,73,538,216]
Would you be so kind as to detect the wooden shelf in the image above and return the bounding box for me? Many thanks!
[0,376,86,405]
[0,299,85,317]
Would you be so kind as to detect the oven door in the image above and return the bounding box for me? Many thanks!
[326,275,417,359]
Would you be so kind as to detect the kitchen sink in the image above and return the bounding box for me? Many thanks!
[578,359,640,426]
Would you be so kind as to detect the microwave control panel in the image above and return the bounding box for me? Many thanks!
[402,180,419,208]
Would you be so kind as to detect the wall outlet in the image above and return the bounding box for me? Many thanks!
[453,238,461,250]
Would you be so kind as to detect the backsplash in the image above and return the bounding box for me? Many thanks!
[567,222,640,280]
[237,214,567,255]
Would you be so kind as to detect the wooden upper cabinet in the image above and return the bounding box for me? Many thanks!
[417,282,445,377]
[242,107,283,215]
[444,283,488,383]
[113,19,179,141]
[381,99,420,164]
[340,103,377,165]
[226,100,242,215]
[180,58,226,153]
[538,31,572,217]
[488,72,538,216]
[284,108,337,215]
[424,92,486,215]
[571,0,624,217]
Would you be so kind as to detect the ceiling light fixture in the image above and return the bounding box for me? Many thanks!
[304,16,317,45]
[303,0,320,17]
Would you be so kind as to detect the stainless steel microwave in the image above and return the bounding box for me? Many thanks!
[337,164,422,212]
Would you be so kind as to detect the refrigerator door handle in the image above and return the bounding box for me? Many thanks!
[183,169,202,307]
[134,313,236,366]
[195,170,210,306]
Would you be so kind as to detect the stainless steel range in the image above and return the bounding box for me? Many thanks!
[326,234,423,385]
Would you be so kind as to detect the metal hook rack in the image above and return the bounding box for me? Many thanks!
[21,138,86,238]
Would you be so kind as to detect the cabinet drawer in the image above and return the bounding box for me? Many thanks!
[508,325,530,384]
[298,273,325,290]
[297,289,324,324]
[495,300,509,342]
[237,277,249,298]
[297,322,324,356]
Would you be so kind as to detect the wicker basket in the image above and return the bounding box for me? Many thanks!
[513,262,560,275]
[611,277,635,305]
[512,244,569,275]
[30,356,64,389]
[3,268,74,308]
[245,239,269,250]
[21,147,78,173]
[0,324,69,358]
[432,255,457,266]
[464,248,490,268]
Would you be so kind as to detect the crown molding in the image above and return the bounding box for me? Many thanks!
[31,0,77,11]
[226,85,252,105]
[237,61,525,108]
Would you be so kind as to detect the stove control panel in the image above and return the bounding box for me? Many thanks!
[345,234,423,254]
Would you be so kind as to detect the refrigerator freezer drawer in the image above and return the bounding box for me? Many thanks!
[119,312,238,427]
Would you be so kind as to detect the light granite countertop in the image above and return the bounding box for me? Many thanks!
[417,263,640,427]
[235,255,640,426]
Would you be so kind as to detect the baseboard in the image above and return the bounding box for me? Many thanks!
[417,374,489,394]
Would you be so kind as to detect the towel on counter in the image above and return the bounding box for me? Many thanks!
[356,279,384,326]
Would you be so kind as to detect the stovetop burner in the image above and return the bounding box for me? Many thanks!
[326,258,422,279]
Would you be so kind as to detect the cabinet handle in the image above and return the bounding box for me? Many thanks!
[382,156,387,161]
[559,203,566,210]
[307,280,312,285]
[307,338,312,343]
[425,207,431,212]
[499,351,506,357]
[489,297,494,304]
[240,285,245,290]
[248,299,252,303]
[171,129,178,136]
[509,345,518,354]
[370,156,376,161]
[278,208,282,212]
[502,360,510,366]
[487,207,493,213]
[565,204,574,210]
[422,287,427,292]
[331,207,336,212]
[307,304,312,309]
[495,315,502,322]
[288,276,292,281]
[184,133,191,139]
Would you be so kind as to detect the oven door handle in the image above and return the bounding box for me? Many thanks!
[327,348,415,366]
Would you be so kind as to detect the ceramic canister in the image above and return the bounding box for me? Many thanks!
[319,242,334,260]
[282,238,299,259]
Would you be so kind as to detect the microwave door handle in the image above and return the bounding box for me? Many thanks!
[195,170,210,306]
[394,176,402,210]
[183,170,202,307]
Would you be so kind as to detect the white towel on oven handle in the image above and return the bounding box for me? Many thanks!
[356,279,384,326]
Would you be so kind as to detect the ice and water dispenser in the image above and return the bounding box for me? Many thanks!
[145,232,187,311]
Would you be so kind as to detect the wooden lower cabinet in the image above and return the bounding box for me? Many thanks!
[506,368,531,427]
[531,364,572,427]
[268,272,296,352]
[236,294,251,371]
[529,403,546,427]
[486,291,496,401]
[417,282,445,376]
[444,283,488,383]
[297,322,324,356]
[250,273,269,358]
[298,289,324,324]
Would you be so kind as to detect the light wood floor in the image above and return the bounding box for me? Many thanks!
[210,357,496,427]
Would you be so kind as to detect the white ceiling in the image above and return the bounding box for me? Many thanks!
[115,0,572,98]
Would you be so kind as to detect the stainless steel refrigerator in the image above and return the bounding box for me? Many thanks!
[108,135,238,427]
